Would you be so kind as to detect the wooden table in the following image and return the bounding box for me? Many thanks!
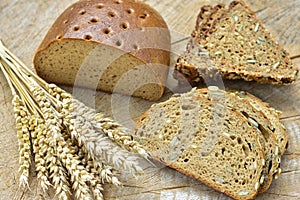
[0,0,299,199]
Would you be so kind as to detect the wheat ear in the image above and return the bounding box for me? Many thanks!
[29,116,52,192]
[12,95,32,188]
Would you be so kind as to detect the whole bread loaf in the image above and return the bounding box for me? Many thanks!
[34,0,170,101]
[175,0,298,85]
[134,88,266,200]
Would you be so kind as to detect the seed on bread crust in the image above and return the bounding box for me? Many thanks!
[254,182,260,190]
[214,177,226,184]
[260,175,265,184]
[248,117,259,128]
[254,22,260,32]
[238,190,250,196]
[234,15,239,22]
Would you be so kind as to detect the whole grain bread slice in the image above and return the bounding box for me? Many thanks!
[134,88,265,200]
[194,87,281,193]
[175,0,298,85]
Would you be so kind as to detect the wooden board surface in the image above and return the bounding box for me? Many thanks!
[0,0,300,199]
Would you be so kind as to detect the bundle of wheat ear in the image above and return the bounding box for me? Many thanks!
[0,40,149,200]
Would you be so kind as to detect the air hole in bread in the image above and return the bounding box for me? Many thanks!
[241,111,249,118]
[133,44,139,50]
[181,104,197,110]
[90,18,98,23]
[84,35,92,40]
[247,143,252,151]
[114,0,123,4]
[103,28,111,34]
[258,124,270,141]
[79,10,86,15]
[139,13,149,19]
[242,145,249,156]
[63,20,69,24]
[56,35,62,39]
[127,8,134,14]
[138,131,144,137]
[120,22,129,30]
[184,158,189,162]
[96,3,104,9]
[237,137,242,144]
[221,147,225,155]
[268,160,272,173]
[108,11,116,17]
[73,26,80,31]
[115,40,122,46]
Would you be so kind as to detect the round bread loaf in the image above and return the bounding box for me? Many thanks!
[34,0,170,101]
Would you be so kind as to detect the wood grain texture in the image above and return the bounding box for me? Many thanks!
[0,0,299,199]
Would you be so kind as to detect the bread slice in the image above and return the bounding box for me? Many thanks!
[194,88,280,193]
[134,88,265,200]
[175,0,298,85]
[34,0,170,101]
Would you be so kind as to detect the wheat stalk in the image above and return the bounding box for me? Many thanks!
[0,40,149,199]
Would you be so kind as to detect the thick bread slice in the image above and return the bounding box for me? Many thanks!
[34,0,170,101]
[134,89,265,200]
[175,0,298,85]
[194,88,280,193]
